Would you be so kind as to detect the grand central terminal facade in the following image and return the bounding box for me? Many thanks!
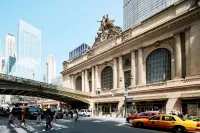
[61,0,200,117]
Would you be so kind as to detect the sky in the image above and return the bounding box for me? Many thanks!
[0,0,123,76]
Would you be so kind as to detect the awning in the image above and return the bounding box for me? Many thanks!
[95,99,120,103]
[133,95,167,101]
[180,93,200,98]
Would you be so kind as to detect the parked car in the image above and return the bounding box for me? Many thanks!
[25,107,43,120]
[12,107,24,117]
[126,112,158,124]
[78,109,91,117]
[43,108,63,119]
[132,114,200,133]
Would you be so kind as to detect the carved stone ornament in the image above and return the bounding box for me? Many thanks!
[122,29,131,42]
[62,61,69,69]
[87,47,94,59]
[93,14,122,47]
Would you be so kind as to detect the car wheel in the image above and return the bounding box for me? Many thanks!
[173,126,186,133]
[136,122,143,128]
[129,119,133,124]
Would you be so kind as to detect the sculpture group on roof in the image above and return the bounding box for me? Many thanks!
[94,14,122,46]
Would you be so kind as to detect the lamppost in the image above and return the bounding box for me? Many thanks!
[96,88,101,116]
[124,83,128,118]
[120,76,132,118]
[33,73,35,80]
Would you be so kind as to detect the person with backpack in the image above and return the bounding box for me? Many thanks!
[45,112,52,129]
[19,112,26,128]
[8,112,19,128]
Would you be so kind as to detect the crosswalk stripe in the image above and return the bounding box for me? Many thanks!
[21,123,36,131]
[93,120,103,122]
[57,119,72,123]
[10,124,27,133]
[0,125,10,133]
[52,123,68,128]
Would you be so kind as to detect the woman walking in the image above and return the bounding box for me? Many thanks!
[20,112,26,128]
[74,110,79,124]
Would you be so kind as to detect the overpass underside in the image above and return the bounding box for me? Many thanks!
[0,79,90,108]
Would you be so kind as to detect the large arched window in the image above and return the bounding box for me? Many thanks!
[146,48,171,83]
[75,76,82,91]
[101,66,113,90]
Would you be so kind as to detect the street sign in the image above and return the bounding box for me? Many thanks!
[126,97,133,101]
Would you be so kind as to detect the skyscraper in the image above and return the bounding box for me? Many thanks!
[5,33,15,60]
[0,56,5,73]
[16,19,41,81]
[46,55,56,83]
[5,33,16,74]
[123,0,179,30]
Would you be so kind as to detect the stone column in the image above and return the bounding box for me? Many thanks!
[95,66,100,91]
[82,71,85,92]
[166,98,181,114]
[70,75,75,89]
[137,48,143,85]
[118,56,124,88]
[185,30,191,76]
[175,34,182,78]
[92,67,95,92]
[85,69,89,92]
[131,51,136,86]
[113,58,117,89]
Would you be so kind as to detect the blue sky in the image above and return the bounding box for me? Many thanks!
[0,0,123,76]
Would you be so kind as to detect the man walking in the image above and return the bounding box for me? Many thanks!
[8,112,19,128]
[45,112,52,130]
[36,110,41,123]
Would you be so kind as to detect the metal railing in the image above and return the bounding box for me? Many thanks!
[0,73,90,96]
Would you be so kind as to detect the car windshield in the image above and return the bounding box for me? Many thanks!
[29,108,40,112]
[51,108,58,112]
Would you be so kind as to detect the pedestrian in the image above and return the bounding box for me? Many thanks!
[74,110,79,124]
[36,110,41,123]
[45,112,52,130]
[70,110,73,118]
[8,112,19,128]
[51,112,57,126]
[20,112,26,128]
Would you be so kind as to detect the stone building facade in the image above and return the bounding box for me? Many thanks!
[61,0,200,116]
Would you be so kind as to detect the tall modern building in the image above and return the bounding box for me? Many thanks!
[5,33,16,74]
[16,19,41,81]
[0,56,5,73]
[5,33,16,60]
[68,43,90,61]
[123,0,179,30]
[46,55,56,83]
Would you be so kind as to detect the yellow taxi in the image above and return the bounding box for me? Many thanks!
[132,114,200,133]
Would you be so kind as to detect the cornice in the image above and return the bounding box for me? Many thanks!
[61,7,200,75]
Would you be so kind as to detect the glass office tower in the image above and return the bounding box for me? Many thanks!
[16,19,41,81]
[68,43,90,61]
[123,0,179,30]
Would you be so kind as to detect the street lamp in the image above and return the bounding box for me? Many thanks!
[120,76,132,118]
[96,88,101,116]
[33,73,35,80]
[124,83,128,118]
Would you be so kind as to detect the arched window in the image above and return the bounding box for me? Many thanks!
[146,48,171,83]
[101,66,113,90]
[75,76,82,91]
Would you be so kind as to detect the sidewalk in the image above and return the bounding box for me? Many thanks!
[90,116,126,123]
